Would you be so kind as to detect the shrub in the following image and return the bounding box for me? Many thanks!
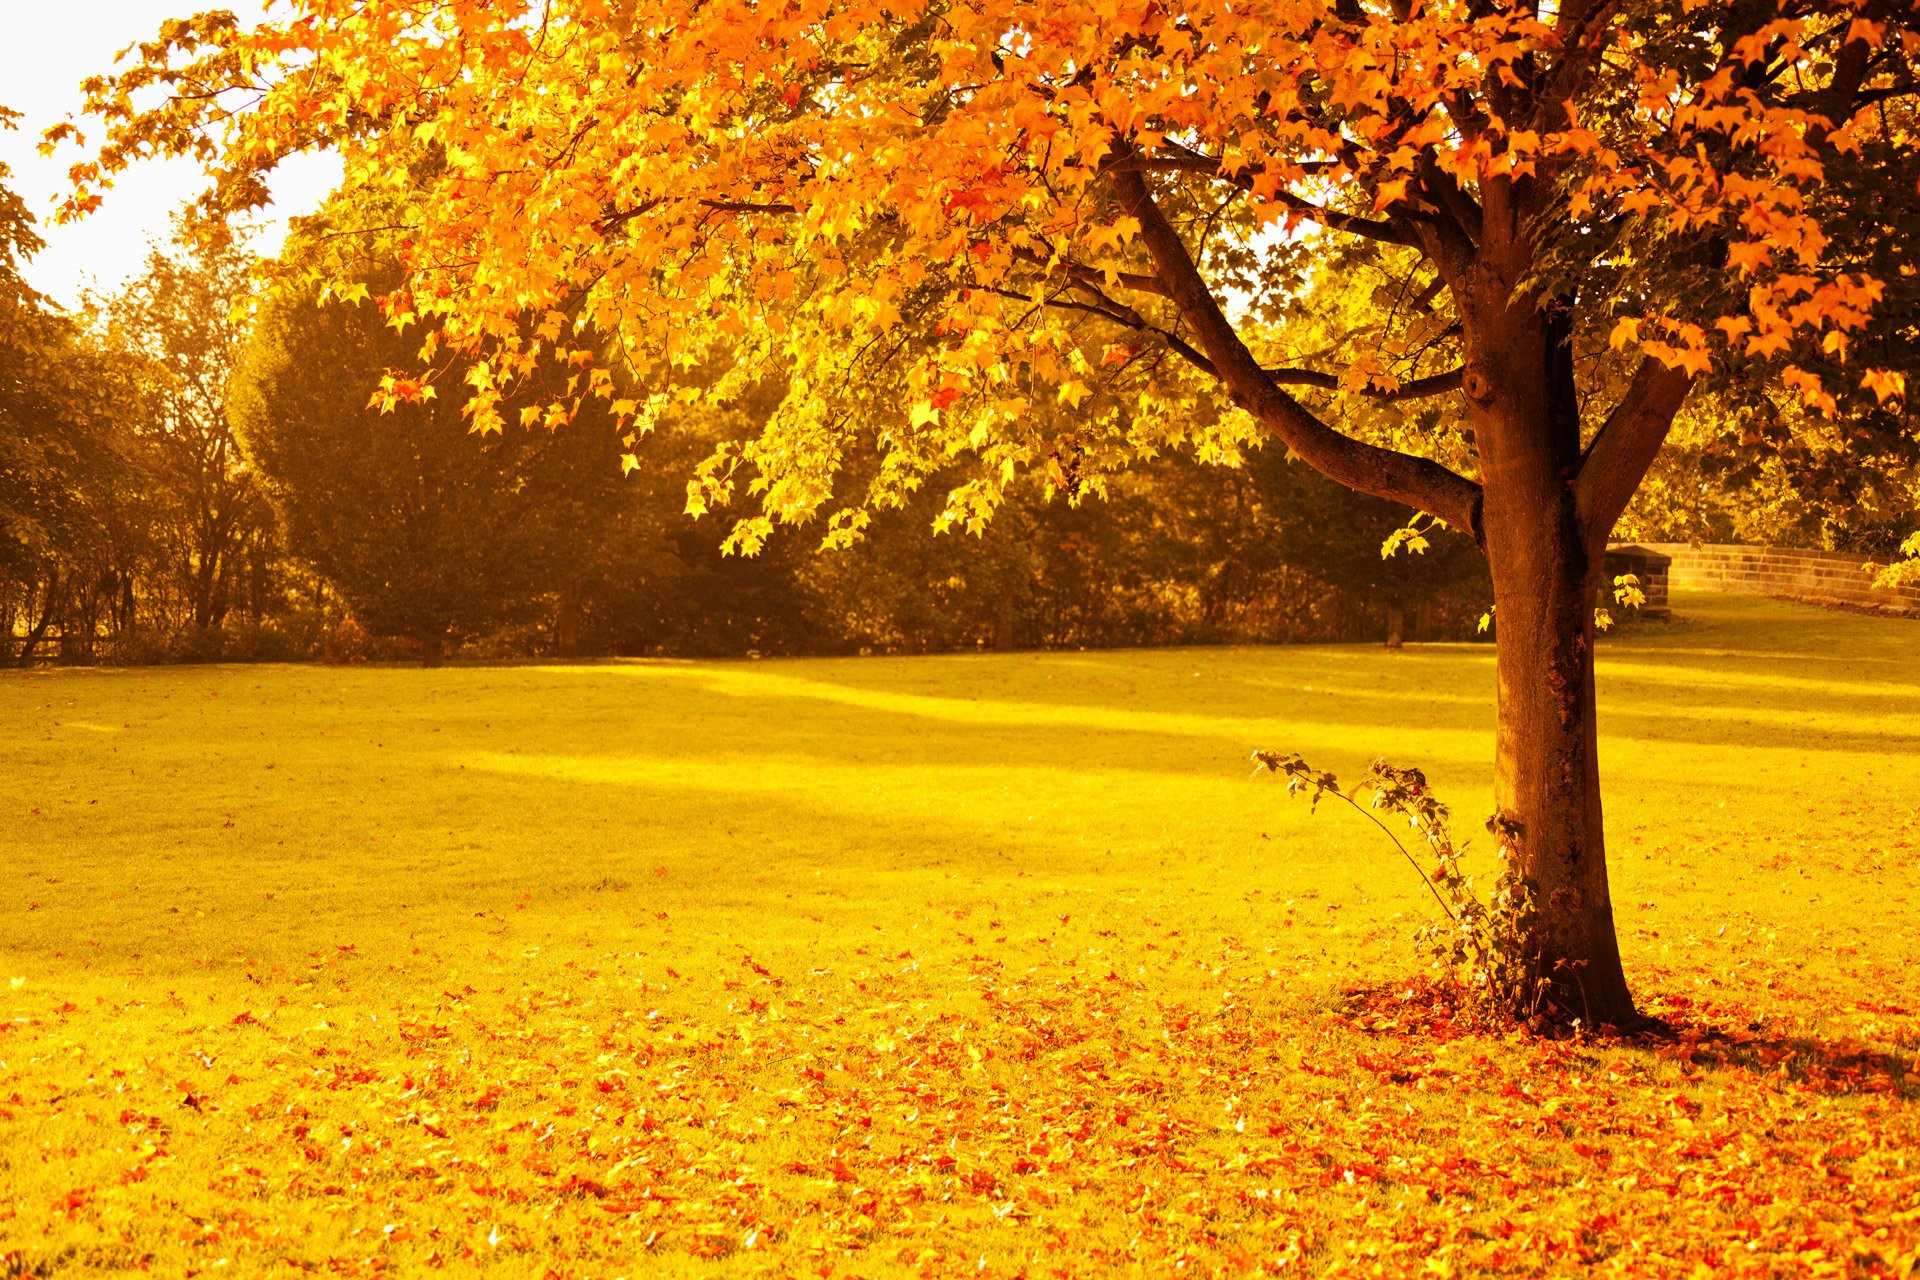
[1252,751,1552,1024]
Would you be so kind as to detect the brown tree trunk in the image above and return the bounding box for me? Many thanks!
[193,550,220,631]
[555,588,581,658]
[1484,519,1634,1025]
[993,605,1017,652]
[1384,600,1405,649]
[16,570,64,668]
[1470,282,1637,1027]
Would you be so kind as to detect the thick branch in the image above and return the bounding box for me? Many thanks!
[1109,164,1482,532]
[1264,366,1465,401]
[1572,357,1693,545]
[1268,189,1422,247]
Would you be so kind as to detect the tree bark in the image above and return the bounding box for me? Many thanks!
[1484,513,1634,1025]
[1466,270,1638,1026]
[1384,600,1405,649]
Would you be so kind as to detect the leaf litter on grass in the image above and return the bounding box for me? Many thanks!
[3,933,1917,1279]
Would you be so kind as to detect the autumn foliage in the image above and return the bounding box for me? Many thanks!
[53,0,1913,498]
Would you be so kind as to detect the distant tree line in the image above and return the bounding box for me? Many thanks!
[7,211,1901,669]
[2,226,1492,665]
[11,216,1914,668]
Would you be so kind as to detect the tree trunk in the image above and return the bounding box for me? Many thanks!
[193,551,219,631]
[555,587,581,658]
[1384,599,1405,649]
[17,571,63,668]
[1484,521,1634,1025]
[1470,285,1638,1027]
[993,605,1017,652]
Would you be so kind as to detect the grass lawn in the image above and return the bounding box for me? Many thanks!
[2,591,1917,1278]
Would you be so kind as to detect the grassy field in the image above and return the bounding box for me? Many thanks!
[2,591,1917,1278]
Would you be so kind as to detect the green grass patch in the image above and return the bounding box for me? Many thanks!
[2,592,1917,1277]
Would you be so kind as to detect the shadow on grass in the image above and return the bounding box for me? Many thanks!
[1629,991,1920,1100]
[1331,977,1920,1101]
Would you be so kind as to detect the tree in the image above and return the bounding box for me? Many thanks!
[0,109,144,665]
[561,399,832,657]
[68,0,1919,1022]
[98,235,266,633]
[229,270,628,663]
[1620,391,1919,556]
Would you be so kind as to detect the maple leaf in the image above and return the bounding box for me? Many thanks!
[1861,368,1906,403]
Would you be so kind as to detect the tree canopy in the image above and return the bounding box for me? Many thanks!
[59,0,1916,545]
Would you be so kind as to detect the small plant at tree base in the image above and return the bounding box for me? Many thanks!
[1252,751,1557,1025]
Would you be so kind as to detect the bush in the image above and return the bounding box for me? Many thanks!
[99,612,324,665]
[1253,751,1551,1025]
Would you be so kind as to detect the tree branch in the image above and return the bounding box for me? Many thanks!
[1109,164,1482,532]
[1572,357,1693,545]
[1266,190,1422,247]
[1118,142,1421,247]
[1010,246,1168,297]
[1264,366,1466,401]
[977,284,1218,375]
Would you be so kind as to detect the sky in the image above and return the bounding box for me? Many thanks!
[0,0,340,309]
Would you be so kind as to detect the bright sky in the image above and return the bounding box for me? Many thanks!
[0,0,341,309]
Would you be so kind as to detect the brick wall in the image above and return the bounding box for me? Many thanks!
[1628,542,1920,616]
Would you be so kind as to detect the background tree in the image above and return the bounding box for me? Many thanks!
[0,108,145,665]
[563,399,830,657]
[97,234,266,633]
[799,450,1490,653]
[69,0,1920,1021]
[1621,393,1919,556]
[230,270,630,664]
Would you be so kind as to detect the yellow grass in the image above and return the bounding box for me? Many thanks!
[2,592,1917,1277]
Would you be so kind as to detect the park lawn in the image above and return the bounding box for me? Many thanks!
[1,591,1917,1278]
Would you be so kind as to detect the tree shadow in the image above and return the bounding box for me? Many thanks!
[1622,993,1919,1100]
[1331,977,1919,1101]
